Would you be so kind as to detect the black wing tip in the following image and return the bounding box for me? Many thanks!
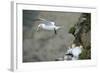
[54,28,57,34]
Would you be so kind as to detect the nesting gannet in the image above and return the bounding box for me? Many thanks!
[65,44,83,60]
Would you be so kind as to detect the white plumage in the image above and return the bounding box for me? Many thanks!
[37,18,61,34]
[65,44,83,60]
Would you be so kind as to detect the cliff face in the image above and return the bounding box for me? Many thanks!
[69,13,91,59]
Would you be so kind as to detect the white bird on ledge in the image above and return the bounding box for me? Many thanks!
[36,18,61,34]
[65,44,83,60]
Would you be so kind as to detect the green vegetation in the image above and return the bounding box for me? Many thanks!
[79,45,91,59]
[68,26,76,35]
[79,49,91,59]
[79,13,91,59]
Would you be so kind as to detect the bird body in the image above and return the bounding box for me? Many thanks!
[36,18,61,34]
[71,47,82,57]
[38,24,60,30]
[65,45,82,60]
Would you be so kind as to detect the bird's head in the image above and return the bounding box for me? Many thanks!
[72,44,76,48]
[79,45,83,51]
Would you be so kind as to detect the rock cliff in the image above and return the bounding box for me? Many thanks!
[69,13,91,59]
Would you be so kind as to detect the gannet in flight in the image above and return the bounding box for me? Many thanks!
[36,18,61,34]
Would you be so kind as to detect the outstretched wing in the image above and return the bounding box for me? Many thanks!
[43,21,55,26]
[38,18,55,26]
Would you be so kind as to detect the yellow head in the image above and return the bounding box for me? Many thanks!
[72,44,76,48]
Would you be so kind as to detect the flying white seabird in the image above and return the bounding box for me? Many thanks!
[36,18,61,34]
